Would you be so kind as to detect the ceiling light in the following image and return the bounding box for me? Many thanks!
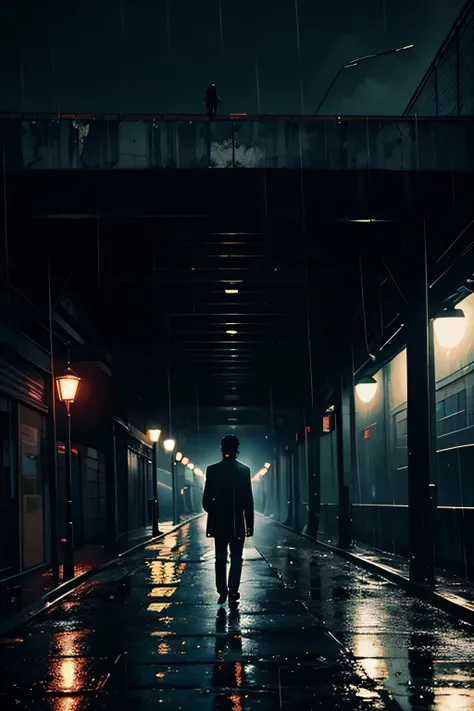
[433,308,467,349]
[225,289,239,294]
[355,376,378,404]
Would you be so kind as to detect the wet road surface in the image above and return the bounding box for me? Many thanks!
[1,516,473,709]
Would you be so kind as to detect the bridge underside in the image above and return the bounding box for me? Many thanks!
[4,168,474,426]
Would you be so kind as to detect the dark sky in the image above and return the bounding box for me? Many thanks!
[0,0,463,115]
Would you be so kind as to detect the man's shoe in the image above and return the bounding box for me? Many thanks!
[228,592,240,604]
[218,592,228,605]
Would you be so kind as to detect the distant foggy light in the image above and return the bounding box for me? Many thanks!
[225,289,239,294]
[226,329,238,335]
[163,438,176,453]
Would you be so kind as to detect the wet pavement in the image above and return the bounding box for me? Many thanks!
[0,516,473,710]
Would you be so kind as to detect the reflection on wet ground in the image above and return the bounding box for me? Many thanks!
[0,516,473,709]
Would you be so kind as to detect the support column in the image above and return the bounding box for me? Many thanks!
[406,226,435,585]
[307,425,320,539]
[335,350,355,548]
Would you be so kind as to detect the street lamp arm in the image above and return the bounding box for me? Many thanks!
[315,43,415,114]
[315,66,346,115]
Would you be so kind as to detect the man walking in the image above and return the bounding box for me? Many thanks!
[203,434,254,605]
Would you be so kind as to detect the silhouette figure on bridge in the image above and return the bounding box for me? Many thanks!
[204,83,220,118]
[203,434,254,606]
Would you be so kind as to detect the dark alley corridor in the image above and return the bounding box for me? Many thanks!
[1,516,473,710]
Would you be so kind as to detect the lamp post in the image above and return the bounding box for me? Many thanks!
[163,438,177,524]
[55,371,81,582]
[147,429,162,537]
[315,43,415,114]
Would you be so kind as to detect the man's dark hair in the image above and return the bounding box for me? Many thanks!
[221,434,240,458]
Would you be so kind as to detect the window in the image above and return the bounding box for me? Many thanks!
[436,390,467,436]
[395,409,407,448]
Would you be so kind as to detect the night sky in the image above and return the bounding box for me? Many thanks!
[0,0,463,115]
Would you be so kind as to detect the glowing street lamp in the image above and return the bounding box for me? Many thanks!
[163,438,176,453]
[147,429,161,443]
[175,451,183,462]
[163,438,178,524]
[433,308,466,350]
[355,376,378,404]
[187,462,195,470]
[194,468,203,477]
[182,456,190,466]
[56,373,81,404]
[264,462,271,470]
[55,369,81,582]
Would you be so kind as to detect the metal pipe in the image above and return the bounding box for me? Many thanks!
[152,442,159,536]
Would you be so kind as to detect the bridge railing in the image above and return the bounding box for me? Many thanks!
[1,114,474,171]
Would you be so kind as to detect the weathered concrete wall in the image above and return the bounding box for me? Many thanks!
[2,117,474,171]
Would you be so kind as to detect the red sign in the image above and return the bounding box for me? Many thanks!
[363,428,370,440]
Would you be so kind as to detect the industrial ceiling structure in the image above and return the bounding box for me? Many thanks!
[5,148,474,448]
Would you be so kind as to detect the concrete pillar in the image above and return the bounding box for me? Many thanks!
[406,228,435,585]
[335,349,355,548]
[307,425,320,538]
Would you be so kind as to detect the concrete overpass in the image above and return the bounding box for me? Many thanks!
[2,112,474,171]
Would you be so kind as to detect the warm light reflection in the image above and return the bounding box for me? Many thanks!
[436,689,474,710]
[148,587,177,598]
[157,641,171,655]
[352,602,389,681]
[47,632,89,704]
[147,602,172,613]
[229,693,243,711]
[55,699,83,711]
[234,661,243,687]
